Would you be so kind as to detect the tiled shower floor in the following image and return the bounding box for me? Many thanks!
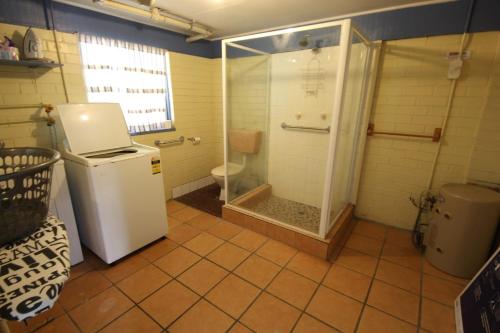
[245,195,321,233]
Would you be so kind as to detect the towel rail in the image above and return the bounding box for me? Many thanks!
[154,136,184,147]
[281,122,330,133]
[367,123,442,142]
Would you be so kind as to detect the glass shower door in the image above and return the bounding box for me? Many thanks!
[323,26,372,236]
[223,43,271,202]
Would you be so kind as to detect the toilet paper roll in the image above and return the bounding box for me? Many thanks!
[188,137,201,145]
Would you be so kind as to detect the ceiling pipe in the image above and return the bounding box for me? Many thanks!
[55,0,212,42]
[96,0,212,40]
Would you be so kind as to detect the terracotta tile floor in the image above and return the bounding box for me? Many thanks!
[8,202,468,333]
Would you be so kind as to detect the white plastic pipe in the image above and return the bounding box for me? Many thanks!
[97,0,212,38]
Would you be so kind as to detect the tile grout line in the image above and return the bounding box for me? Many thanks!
[165,231,273,331]
[352,227,385,333]
[417,253,425,332]
[224,237,297,332]
[288,254,334,333]
[35,212,459,333]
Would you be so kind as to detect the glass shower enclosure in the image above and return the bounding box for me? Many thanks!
[222,19,373,239]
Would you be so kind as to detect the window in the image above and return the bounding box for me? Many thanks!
[79,34,174,135]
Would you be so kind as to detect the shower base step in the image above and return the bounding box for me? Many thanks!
[222,197,355,260]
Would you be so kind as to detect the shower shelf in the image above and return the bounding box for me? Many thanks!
[367,123,442,142]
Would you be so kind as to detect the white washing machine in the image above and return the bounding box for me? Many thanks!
[56,103,168,264]
[49,159,84,266]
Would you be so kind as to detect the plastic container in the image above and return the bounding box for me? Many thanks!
[0,147,60,245]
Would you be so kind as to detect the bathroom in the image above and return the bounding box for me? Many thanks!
[0,0,499,332]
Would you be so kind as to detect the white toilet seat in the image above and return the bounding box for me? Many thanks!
[211,162,244,177]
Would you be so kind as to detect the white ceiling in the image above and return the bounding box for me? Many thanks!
[154,0,450,38]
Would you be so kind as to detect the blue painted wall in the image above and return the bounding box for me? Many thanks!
[0,0,216,58]
[0,0,499,59]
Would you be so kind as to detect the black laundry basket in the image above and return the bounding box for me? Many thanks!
[0,147,60,246]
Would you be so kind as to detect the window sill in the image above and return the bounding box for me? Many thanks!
[130,127,176,136]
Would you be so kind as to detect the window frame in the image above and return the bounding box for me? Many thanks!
[79,34,176,136]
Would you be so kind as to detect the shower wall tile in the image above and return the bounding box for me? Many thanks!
[355,31,500,229]
[267,47,338,208]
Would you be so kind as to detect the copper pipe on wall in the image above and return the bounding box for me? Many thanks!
[367,123,442,142]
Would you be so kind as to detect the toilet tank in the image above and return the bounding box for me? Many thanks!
[425,184,500,278]
[229,129,262,154]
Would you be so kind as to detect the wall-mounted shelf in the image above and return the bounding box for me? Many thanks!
[0,59,63,68]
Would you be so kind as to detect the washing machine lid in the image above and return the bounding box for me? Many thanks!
[57,103,132,155]
[441,184,500,203]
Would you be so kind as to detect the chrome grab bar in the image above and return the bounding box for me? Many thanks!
[281,122,330,133]
[154,136,184,147]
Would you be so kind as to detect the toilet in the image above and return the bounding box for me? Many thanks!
[211,129,261,200]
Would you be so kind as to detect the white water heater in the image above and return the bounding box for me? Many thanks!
[425,184,500,278]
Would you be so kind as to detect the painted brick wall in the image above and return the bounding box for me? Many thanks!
[468,37,500,185]
[0,22,221,200]
[0,24,86,148]
[355,31,500,229]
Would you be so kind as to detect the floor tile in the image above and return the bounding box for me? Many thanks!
[241,292,301,333]
[422,259,469,286]
[234,255,281,288]
[68,260,94,282]
[169,300,234,333]
[207,221,243,240]
[100,307,162,333]
[168,217,184,229]
[256,239,298,266]
[117,264,171,302]
[139,280,199,328]
[139,238,178,262]
[420,298,456,333]
[206,274,260,318]
[367,280,419,325]
[345,233,383,258]
[334,247,378,276]
[230,229,268,252]
[267,269,318,309]
[293,314,339,332]
[69,287,133,333]
[154,246,201,277]
[422,274,463,306]
[34,314,80,333]
[167,224,201,244]
[375,259,421,295]
[322,264,371,302]
[58,271,112,310]
[306,285,362,333]
[177,259,228,295]
[228,323,253,333]
[84,250,108,270]
[169,206,203,222]
[352,220,387,241]
[14,302,65,332]
[207,242,250,271]
[385,227,414,249]
[101,254,149,283]
[167,200,187,214]
[183,232,224,256]
[286,252,330,282]
[187,213,221,230]
[357,306,417,333]
[381,242,422,271]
